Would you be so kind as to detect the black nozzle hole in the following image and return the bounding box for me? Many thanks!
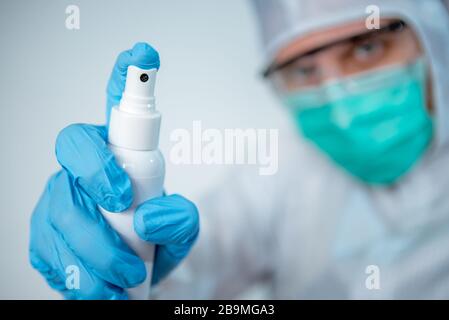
[140,73,149,82]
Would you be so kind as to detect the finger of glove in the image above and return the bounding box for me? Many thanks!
[29,184,126,301]
[133,194,199,285]
[151,244,194,286]
[106,42,160,123]
[55,124,132,212]
[134,194,199,247]
[46,171,146,288]
[29,173,68,292]
[30,239,127,300]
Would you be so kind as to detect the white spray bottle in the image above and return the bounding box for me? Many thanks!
[99,65,164,300]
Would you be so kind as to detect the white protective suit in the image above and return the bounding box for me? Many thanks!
[157,0,449,299]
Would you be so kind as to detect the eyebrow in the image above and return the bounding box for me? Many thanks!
[263,20,407,78]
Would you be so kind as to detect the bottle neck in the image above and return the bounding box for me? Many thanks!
[108,105,161,151]
[119,92,156,115]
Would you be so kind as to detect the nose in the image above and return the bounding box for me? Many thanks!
[316,56,346,83]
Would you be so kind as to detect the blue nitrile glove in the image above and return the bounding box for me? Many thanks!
[29,43,200,299]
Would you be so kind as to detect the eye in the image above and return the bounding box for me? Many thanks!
[289,64,318,81]
[353,40,384,61]
[277,56,321,89]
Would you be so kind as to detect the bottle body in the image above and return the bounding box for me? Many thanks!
[99,145,165,300]
[101,62,163,299]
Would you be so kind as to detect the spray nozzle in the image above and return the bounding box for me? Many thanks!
[120,65,158,114]
[109,44,162,151]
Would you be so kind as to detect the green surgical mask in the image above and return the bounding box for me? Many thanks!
[282,58,434,185]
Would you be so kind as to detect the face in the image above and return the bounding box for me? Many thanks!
[267,19,430,107]
[268,18,434,185]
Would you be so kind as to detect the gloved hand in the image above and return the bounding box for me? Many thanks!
[29,43,200,299]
